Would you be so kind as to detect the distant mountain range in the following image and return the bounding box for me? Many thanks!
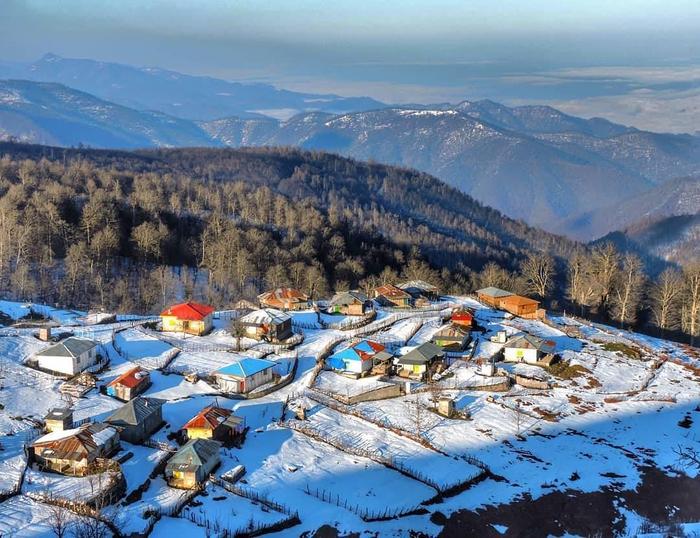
[1,54,699,252]
[591,176,700,265]
[0,53,383,120]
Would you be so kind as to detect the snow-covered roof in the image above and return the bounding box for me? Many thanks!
[35,337,98,358]
[239,308,290,326]
[329,290,369,306]
[475,287,513,298]
[505,333,556,354]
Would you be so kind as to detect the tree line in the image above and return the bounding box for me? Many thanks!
[0,143,696,345]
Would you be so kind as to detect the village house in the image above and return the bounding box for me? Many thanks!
[44,408,73,433]
[182,405,245,443]
[431,323,471,351]
[238,308,293,342]
[396,342,446,380]
[373,284,413,308]
[160,301,214,336]
[398,280,440,302]
[450,308,475,329]
[258,287,310,311]
[34,337,100,376]
[214,358,277,394]
[475,287,514,308]
[31,423,119,476]
[327,290,371,316]
[105,396,164,444]
[106,366,151,401]
[165,438,221,489]
[499,295,543,319]
[327,339,393,375]
[503,334,557,365]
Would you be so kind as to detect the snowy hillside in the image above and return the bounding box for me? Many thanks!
[0,298,698,537]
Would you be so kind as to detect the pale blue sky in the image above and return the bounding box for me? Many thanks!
[2,0,700,130]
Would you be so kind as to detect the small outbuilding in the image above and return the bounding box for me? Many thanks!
[160,302,214,336]
[373,284,413,308]
[237,308,293,342]
[503,334,556,365]
[105,396,164,444]
[44,408,74,433]
[182,405,245,443]
[327,339,393,375]
[258,288,310,311]
[396,342,446,380]
[165,438,221,489]
[106,366,151,401]
[34,337,100,376]
[327,291,371,316]
[214,358,277,394]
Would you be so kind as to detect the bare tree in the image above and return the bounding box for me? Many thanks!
[46,498,72,538]
[230,319,246,351]
[521,252,555,300]
[649,268,682,330]
[589,243,620,313]
[610,253,644,328]
[567,250,594,314]
[681,263,700,346]
[674,444,700,470]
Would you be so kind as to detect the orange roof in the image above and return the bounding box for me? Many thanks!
[183,406,232,431]
[160,302,214,321]
[375,284,411,299]
[258,288,309,304]
[451,309,474,322]
[108,367,149,389]
[500,295,539,307]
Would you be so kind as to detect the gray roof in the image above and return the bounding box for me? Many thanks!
[239,308,290,326]
[475,287,513,298]
[45,407,72,420]
[398,280,438,293]
[505,334,556,354]
[329,290,369,306]
[167,438,220,472]
[36,337,98,358]
[105,396,164,427]
[398,342,445,365]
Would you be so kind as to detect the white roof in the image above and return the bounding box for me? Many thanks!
[239,308,290,325]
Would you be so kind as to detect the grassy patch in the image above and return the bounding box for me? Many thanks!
[546,361,588,379]
[601,342,642,359]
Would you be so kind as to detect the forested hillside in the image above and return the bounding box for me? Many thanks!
[0,142,697,343]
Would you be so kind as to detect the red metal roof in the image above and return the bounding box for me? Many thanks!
[183,406,232,431]
[108,367,149,389]
[160,302,215,321]
[451,310,474,323]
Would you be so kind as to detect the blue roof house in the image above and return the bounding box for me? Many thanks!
[327,340,392,375]
[214,358,277,394]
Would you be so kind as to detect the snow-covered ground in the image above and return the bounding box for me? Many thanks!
[0,297,698,536]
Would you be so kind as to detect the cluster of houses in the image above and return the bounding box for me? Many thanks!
[31,395,244,490]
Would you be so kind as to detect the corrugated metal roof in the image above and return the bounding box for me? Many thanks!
[505,334,556,354]
[216,357,276,379]
[398,280,438,293]
[329,339,387,363]
[329,290,369,306]
[106,396,164,427]
[160,302,214,321]
[183,406,233,431]
[239,308,290,325]
[475,287,513,298]
[398,342,445,365]
[35,337,98,358]
[374,284,411,299]
[107,366,149,389]
[167,438,220,472]
[258,288,309,305]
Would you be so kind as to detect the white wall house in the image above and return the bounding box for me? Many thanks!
[214,358,276,394]
[35,337,100,376]
[503,334,556,365]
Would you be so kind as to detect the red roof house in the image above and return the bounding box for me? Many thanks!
[106,366,151,401]
[160,302,215,335]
